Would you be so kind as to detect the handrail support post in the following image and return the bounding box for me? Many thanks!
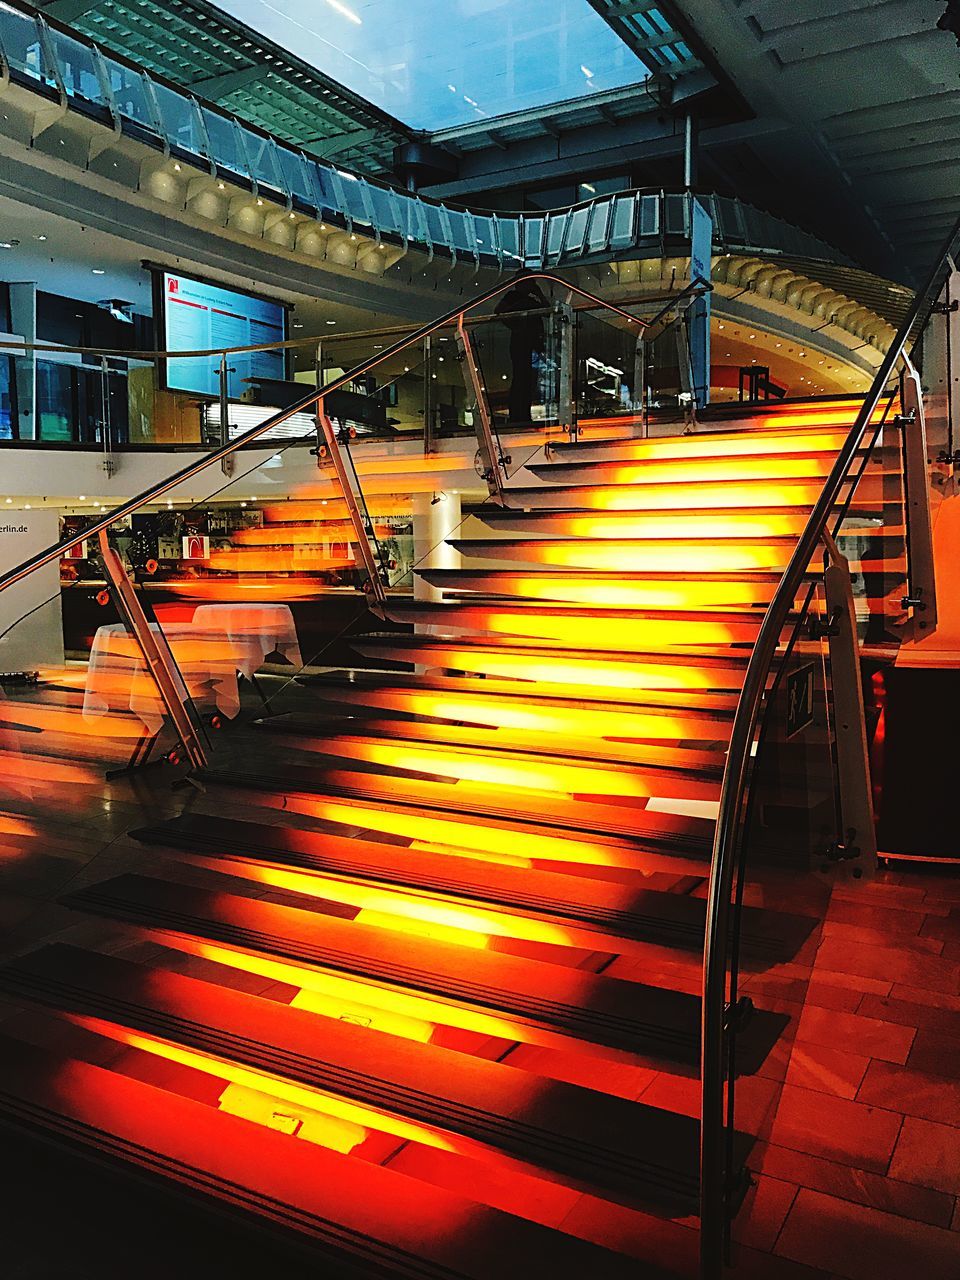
[315,402,388,610]
[900,358,938,636]
[97,530,207,772]
[455,314,506,503]
[821,529,877,875]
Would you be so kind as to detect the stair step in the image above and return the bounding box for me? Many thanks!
[545,425,853,463]
[293,671,738,741]
[471,507,888,538]
[0,1032,648,1279]
[0,943,720,1208]
[417,568,809,608]
[250,721,723,801]
[500,473,881,512]
[528,450,847,487]
[384,600,776,648]
[132,813,815,964]
[63,874,706,1058]
[348,636,750,691]
[201,762,717,858]
[451,535,799,572]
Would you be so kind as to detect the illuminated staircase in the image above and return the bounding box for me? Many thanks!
[0,401,897,1276]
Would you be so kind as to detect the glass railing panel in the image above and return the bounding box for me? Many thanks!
[44,27,107,106]
[365,183,403,237]
[473,215,498,259]
[638,192,659,238]
[422,202,447,250]
[498,217,522,266]
[545,212,567,263]
[585,200,611,252]
[275,148,319,209]
[201,108,249,180]
[610,193,637,248]
[102,58,159,132]
[151,81,207,157]
[446,207,475,255]
[575,308,643,419]
[561,205,589,258]
[0,534,200,786]
[0,7,44,83]
[663,191,688,237]
[521,216,545,265]
[240,129,286,197]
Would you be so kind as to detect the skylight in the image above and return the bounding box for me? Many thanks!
[215,0,647,130]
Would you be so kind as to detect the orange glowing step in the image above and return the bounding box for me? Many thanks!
[544,426,853,464]
[203,759,718,856]
[450,535,797,573]
[502,474,882,512]
[64,874,704,1055]
[0,1033,646,1278]
[232,521,394,545]
[258,723,723,801]
[473,506,816,540]
[295,670,738,739]
[135,812,813,962]
[417,568,808,609]
[0,943,712,1207]
[262,712,728,773]
[205,548,357,573]
[349,635,750,691]
[529,450,848,488]
[385,600,775,648]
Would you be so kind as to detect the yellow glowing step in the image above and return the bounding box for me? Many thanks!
[473,508,814,540]
[544,426,853,464]
[387,600,771,648]
[530,451,843,487]
[451,536,796,572]
[418,568,802,609]
[503,474,880,512]
[350,636,749,691]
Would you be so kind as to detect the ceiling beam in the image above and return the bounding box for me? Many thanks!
[39,0,101,23]
[188,64,270,101]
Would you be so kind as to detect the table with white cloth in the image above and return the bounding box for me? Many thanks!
[83,622,241,737]
[190,603,303,680]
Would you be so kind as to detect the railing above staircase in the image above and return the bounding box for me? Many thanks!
[699,215,960,1276]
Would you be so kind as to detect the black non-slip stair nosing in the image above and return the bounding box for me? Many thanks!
[130,816,809,962]
[197,767,716,858]
[346,636,753,671]
[61,882,704,1058]
[0,961,701,1204]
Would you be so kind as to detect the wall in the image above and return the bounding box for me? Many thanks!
[0,508,64,670]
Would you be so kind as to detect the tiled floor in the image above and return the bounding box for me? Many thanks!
[0,753,958,1279]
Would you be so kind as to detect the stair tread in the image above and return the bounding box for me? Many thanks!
[132,813,817,963]
[0,1032,653,1280]
[62,874,711,1057]
[0,942,714,1207]
[200,762,717,854]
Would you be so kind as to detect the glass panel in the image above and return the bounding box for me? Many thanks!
[422,203,447,248]
[522,216,544,265]
[241,130,285,195]
[365,184,403,236]
[663,192,687,237]
[609,193,636,247]
[333,171,371,225]
[638,192,659,237]
[103,58,158,131]
[562,206,589,257]
[44,28,106,105]
[575,309,641,419]
[0,7,44,82]
[498,217,522,266]
[445,208,473,254]
[586,200,612,251]
[473,215,497,258]
[201,109,248,178]
[0,353,19,440]
[152,83,207,156]
[269,148,313,207]
[545,212,567,262]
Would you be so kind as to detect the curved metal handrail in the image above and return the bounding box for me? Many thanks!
[0,269,649,592]
[699,214,960,1277]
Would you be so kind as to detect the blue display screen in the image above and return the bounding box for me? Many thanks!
[162,271,286,398]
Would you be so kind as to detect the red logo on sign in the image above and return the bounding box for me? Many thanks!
[169,278,179,292]
[185,535,205,559]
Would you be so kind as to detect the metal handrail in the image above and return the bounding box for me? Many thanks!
[699,213,960,1278]
[0,270,648,593]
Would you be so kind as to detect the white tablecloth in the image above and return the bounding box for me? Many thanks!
[83,622,241,736]
[191,603,302,679]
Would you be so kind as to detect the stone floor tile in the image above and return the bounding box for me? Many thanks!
[907,1028,960,1080]
[796,1005,915,1065]
[775,1187,960,1280]
[749,1140,955,1228]
[732,1174,799,1252]
[857,993,960,1037]
[815,938,960,996]
[768,1085,902,1173]
[782,1042,871,1100]
[857,1060,960,1126]
[889,1116,960,1196]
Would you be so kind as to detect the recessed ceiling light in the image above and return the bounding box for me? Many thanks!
[326,320,336,325]
[0,240,18,250]
[35,234,47,242]
[79,495,86,500]
[24,503,31,509]
[257,199,263,207]
[92,269,105,275]
[4,498,11,504]
[217,181,225,190]
[173,162,181,171]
